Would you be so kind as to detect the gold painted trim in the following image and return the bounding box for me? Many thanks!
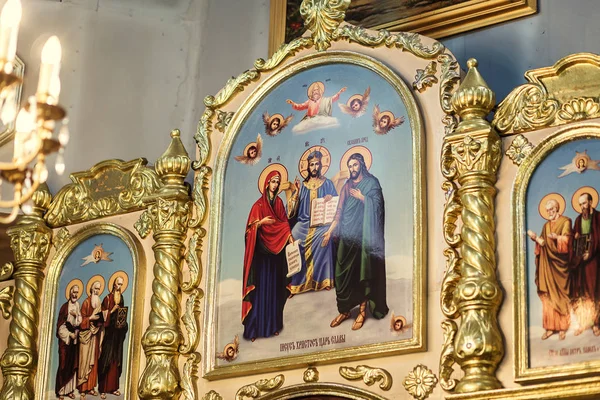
[35,223,146,400]
[513,122,600,383]
[258,382,389,400]
[339,365,393,391]
[203,50,426,380]
[269,0,536,55]
[493,53,600,136]
[403,364,438,400]
[235,374,285,400]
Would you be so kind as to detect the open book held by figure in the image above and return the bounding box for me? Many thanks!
[310,196,339,227]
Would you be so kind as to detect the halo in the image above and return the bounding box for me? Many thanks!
[224,343,236,354]
[298,146,331,179]
[393,315,407,330]
[257,163,288,194]
[574,153,589,167]
[268,113,284,125]
[340,146,373,172]
[65,278,84,301]
[307,81,325,98]
[379,110,395,122]
[572,186,599,213]
[347,94,363,106]
[538,193,566,220]
[108,270,129,294]
[86,274,106,297]
[243,141,258,156]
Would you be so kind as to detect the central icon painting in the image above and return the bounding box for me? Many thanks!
[205,54,425,377]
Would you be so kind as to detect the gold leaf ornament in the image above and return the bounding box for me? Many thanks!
[235,374,285,400]
[505,134,535,166]
[300,0,351,51]
[403,364,438,400]
[413,61,438,93]
[339,365,393,391]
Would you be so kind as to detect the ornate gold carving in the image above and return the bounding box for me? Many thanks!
[134,210,153,239]
[403,364,438,400]
[202,390,223,400]
[438,53,460,135]
[255,37,314,71]
[439,59,504,393]
[332,27,445,59]
[183,230,203,291]
[180,288,203,354]
[52,227,70,250]
[413,61,438,93]
[0,188,52,399]
[45,158,163,227]
[339,365,393,391]
[235,374,285,400]
[300,0,350,51]
[506,134,535,166]
[215,110,234,133]
[439,320,458,391]
[0,286,14,319]
[493,53,600,135]
[303,366,319,383]
[190,166,210,228]
[181,352,200,400]
[0,262,14,282]
[138,131,192,400]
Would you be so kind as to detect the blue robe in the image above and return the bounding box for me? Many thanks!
[290,177,338,294]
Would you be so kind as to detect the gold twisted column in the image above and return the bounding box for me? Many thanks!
[0,185,52,400]
[440,59,504,393]
[138,129,191,399]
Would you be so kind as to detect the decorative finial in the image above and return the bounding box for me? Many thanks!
[31,182,52,217]
[155,128,191,187]
[450,58,495,134]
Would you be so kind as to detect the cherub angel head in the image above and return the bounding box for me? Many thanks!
[269,117,281,131]
[247,145,258,159]
[379,114,391,130]
[350,98,362,111]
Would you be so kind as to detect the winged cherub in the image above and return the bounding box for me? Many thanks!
[234,134,263,165]
[216,335,239,362]
[372,105,405,135]
[263,112,293,136]
[81,244,113,266]
[338,87,370,118]
[558,150,600,178]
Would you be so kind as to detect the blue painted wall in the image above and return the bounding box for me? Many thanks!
[442,0,600,102]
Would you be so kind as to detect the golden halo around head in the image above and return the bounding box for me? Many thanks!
[243,141,258,156]
[340,146,373,172]
[268,113,284,125]
[538,193,566,220]
[86,274,105,297]
[108,270,129,294]
[393,315,407,330]
[572,186,599,213]
[347,94,364,106]
[379,110,395,122]
[307,81,325,98]
[298,146,331,179]
[65,279,84,301]
[574,154,589,168]
[258,163,288,194]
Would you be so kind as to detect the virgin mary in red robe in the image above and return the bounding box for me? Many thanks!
[242,170,292,341]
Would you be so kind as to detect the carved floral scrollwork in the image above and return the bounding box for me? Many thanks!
[403,364,438,400]
[0,262,14,282]
[557,97,600,121]
[0,286,14,319]
[442,181,461,247]
[181,352,200,400]
[339,365,393,390]
[254,37,314,71]
[438,53,460,134]
[303,366,320,382]
[52,227,70,250]
[506,134,535,166]
[179,288,203,355]
[215,110,234,133]
[413,61,438,93]
[235,374,285,400]
[492,83,559,135]
[441,248,461,319]
[300,0,351,51]
[183,230,203,291]
[439,320,458,391]
[202,390,223,400]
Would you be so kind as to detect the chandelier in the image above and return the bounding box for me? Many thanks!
[0,0,68,224]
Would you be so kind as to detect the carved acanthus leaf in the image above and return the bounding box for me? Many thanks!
[235,374,285,400]
[413,61,438,93]
[181,352,200,400]
[255,37,314,71]
[0,262,13,282]
[0,286,14,319]
[441,248,461,319]
[215,111,234,133]
[492,83,559,135]
[438,53,460,117]
[442,181,461,247]
[52,228,70,250]
[183,230,204,291]
[179,289,203,354]
[300,0,351,51]
[202,390,223,400]
[189,166,211,228]
[339,365,393,391]
[439,320,459,391]
[134,210,153,239]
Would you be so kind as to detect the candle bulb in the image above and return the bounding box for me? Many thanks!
[47,73,60,104]
[0,0,21,64]
[37,36,61,102]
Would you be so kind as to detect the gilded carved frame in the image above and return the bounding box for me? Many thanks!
[35,222,146,400]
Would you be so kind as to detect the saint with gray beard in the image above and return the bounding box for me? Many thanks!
[78,280,104,397]
[98,275,128,397]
